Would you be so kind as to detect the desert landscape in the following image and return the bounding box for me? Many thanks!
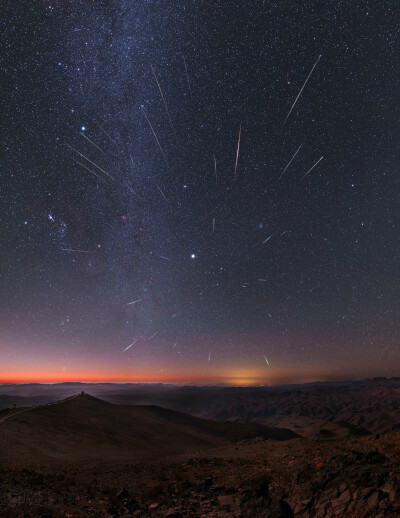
[1,378,400,517]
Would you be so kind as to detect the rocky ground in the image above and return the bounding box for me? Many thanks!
[2,430,400,517]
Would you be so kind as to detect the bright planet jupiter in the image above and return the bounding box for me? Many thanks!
[1,1,398,385]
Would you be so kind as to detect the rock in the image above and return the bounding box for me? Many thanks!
[217,494,235,507]
[367,490,385,509]
[117,488,131,500]
[163,510,183,518]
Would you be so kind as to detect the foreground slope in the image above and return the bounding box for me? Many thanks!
[0,392,298,462]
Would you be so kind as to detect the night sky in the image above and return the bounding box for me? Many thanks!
[1,1,398,385]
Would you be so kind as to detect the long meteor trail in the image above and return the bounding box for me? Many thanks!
[65,144,117,182]
[302,156,324,180]
[278,144,303,180]
[282,54,321,127]
[123,340,137,352]
[234,122,242,180]
[182,53,193,101]
[150,64,178,142]
[141,106,169,166]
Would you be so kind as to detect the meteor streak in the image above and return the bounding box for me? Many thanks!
[150,64,178,142]
[234,122,242,180]
[302,156,324,180]
[66,144,117,182]
[264,354,270,366]
[282,54,321,127]
[123,340,137,352]
[127,299,142,305]
[182,53,193,101]
[60,248,95,253]
[80,132,105,153]
[95,122,120,148]
[278,144,303,180]
[141,106,168,166]
[156,183,168,202]
[72,159,107,183]
[147,331,159,341]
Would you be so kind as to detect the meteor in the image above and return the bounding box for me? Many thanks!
[234,122,242,180]
[123,340,137,352]
[282,54,321,127]
[182,53,193,101]
[156,183,168,202]
[278,144,303,180]
[141,106,169,166]
[95,122,120,148]
[60,248,95,253]
[150,64,178,142]
[72,159,107,183]
[264,355,270,366]
[65,144,117,182]
[302,156,324,180]
[80,131,105,153]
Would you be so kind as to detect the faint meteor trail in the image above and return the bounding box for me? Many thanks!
[123,340,137,352]
[123,183,144,201]
[66,144,117,182]
[264,354,270,366]
[147,331,159,341]
[140,106,169,166]
[61,248,95,254]
[234,122,242,179]
[150,64,178,142]
[156,183,168,202]
[212,217,215,233]
[72,159,107,183]
[214,155,218,184]
[278,144,303,180]
[282,54,321,127]
[182,53,193,101]
[159,255,171,261]
[172,342,178,348]
[302,156,324,180]
[127,299,142,305]
[95,122,120,148]
[80,131,105,153]
[262,234,273,244]
[208,351,211,362]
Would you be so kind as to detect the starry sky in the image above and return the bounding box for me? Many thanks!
[1,1,398,385]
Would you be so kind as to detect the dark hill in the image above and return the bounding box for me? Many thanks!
[0,392,298,462]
